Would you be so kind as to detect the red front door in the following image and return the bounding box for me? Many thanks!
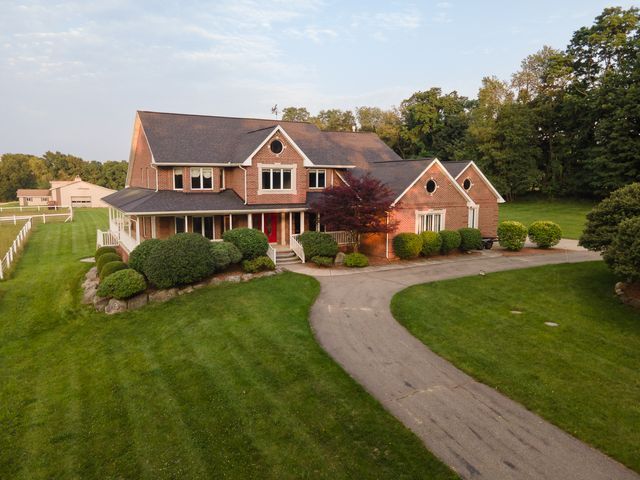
[264,213,278,242]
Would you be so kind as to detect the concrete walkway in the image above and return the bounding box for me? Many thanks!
[288,250,639,480]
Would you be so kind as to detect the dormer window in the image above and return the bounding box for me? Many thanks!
[173,168,183,190]
[309,169,326,189]
[191,167,213,190]
[270,139,284,154]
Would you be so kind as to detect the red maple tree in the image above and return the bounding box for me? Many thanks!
[310,171,399,251]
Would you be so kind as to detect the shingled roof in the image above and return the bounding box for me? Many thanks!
[441,161,472,178]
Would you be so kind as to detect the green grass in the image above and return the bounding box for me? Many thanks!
[0,220,27,256]
[391,262,640,472]
[0,209,456,479]
[499,198,595,239]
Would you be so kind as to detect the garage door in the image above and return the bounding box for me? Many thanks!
[71,196,92,207]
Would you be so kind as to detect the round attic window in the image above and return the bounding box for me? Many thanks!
[426,179,437,194]
[463,178,472,190]
[270,139,283,154]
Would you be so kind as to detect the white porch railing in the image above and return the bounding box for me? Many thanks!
[96,229,119,248]
[0,218,32,280]
[325,231,353,245]
[290,234,306,263]
[267,244,277,265]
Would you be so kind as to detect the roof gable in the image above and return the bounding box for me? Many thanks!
[455,161,505,203]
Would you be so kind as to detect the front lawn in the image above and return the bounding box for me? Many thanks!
[0,220,27,257]
[391,262,640,473]
[499,198,595,239]
[0,209,456,479]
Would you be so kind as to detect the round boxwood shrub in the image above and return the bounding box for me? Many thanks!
[222,228,269,260]
[344,252,369,268]
[498,221,528,251]
[458,227,483,251]
[311,255,334,267]
[439,230,462,254]
[393,233,423,259]
[210,241,243,272]
[241,255,276,273]
[603,216,640,282]
[97,268,147,300]
[528,221,562,248]
[144,233,216,288]
[128,239,163,274]
[96,252,121,273]
[298,231,339,259]
[95,246,116,260]
[99,261,128,280]
[420,231,442,256]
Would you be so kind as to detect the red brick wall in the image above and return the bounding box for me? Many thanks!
[128,127,155,189]
[456,166,499,237]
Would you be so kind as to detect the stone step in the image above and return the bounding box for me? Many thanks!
[277,258,302,265]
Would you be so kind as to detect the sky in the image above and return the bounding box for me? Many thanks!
[0,0,637,161]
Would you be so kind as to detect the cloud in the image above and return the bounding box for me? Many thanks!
[284,26,338,44]
[352,9,422,31]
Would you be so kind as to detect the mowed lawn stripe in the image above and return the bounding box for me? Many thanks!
[1,210,456,479]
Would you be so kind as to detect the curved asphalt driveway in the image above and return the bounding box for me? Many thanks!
[299,251,639,480]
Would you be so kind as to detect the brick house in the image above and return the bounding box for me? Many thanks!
[100,111,504,262]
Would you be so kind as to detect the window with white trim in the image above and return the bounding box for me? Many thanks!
[192,216,214,239]
[417,212,444,233]
[173,168,183,190]
[191,167,213,190]
[261,167,293,191]
[308,169,326,189]
[468,206,479,228]
[175,216,186,233]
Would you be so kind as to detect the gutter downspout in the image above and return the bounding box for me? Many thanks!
[238,165,248,204]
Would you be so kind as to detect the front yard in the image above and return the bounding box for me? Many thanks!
[0,220,27,257]
[391,262,640,473]
[0,209,456,479]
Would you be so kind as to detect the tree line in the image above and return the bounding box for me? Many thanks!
[0,151,128,201]
[283,7,640,201]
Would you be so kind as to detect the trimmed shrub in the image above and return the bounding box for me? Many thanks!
[95,246,116,260]
[603,217,640,282]
[223,228,269,260]
[311,255,334,267]
[128,239,163,274]
[96,252,121,273]
[528,221,562,248]
[242,256,276,273]
[498,221,528,251]
[99,261,128,280]
[97,268,147,300]
[458,228,483,251]
[210,241,243,272]
[344,252,369,268]
[144,233,216,288]
[439,230,462,254]
[393,233,423,259]
[298,231,339,259]
[420,231,442,256]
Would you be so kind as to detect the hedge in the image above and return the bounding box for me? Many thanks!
[210,241,243,272]
[311,255,334,267]
[603,216,640,282]
[223,228,269,259]
[528,221,562,248]
[128,239,163,274]
[99,261,128,280]
[420,231,442,256]
[96,252,121,273]
[242,256,276,273]
[458,228,483,251]
[298,231,339,259]
[344,252,369,267]
[498,221,528,251]
[440,230,461,254]
[393,233,422,259]
[144,233,216,288]
[95,246,116,260]
[97,269,147,300]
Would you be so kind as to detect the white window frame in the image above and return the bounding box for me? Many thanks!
[192,216,215,240]
[173,168,184,190]
[468,205,479,228]
[258,163,297,194]
[190,167,214,190]
[308,169,326,189]
[175,216,186,234]
[415,209,446,233]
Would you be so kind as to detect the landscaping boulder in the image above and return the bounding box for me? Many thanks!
[335,252,346,265]
[86,267,98,282]
[127,293,148,310]
[178,286,194,295]
[93,295,109,312]
[82,285,97,305]
[226,275,242,283]
[208,277,224,286]
[192,281,207,290]
[149,288,177,303]
[105,298,127,315]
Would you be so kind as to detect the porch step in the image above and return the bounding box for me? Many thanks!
[275,249,301,265]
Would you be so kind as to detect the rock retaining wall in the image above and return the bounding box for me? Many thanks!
[615,281,640,309]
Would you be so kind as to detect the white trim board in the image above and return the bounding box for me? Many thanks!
[455,161,505,203]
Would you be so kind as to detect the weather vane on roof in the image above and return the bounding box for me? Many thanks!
[271,104,279,119]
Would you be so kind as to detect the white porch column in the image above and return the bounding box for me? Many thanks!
[248,213,253,228]
[151,216,157,238]
[289,212,292,238]
[229,214,233,229]
[280,212,286,245]
[261,213,264,233]
[316,213,320,232]
[135,218,141,244]
[301,212,304,233]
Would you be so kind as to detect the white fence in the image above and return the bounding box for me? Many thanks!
[0,205,68,213]
[0,218,32,280]
[267,244,277,265]
[325,231,354,245]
